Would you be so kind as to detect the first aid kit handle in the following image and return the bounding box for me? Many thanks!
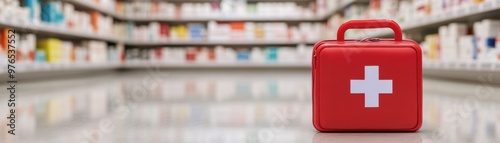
[337,19,403,41]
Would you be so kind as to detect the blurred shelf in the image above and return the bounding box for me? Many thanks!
[8,61,500,75]
[121,15,325,22]
[137,97,304,104]
[361,0,500,38]
[0,62,310,75]
[61,0,120,18]
[0,0,354,45]
[124,62,311,69]
[164,0,315,2]
[0,16,318,45]
[0,19,121,42]
[423,61,500,84]
[123,0,357,22]
[317,0,358,20]
[125,40,319,46]
[423,61,500,71]
[64,0,357,22]
[11,63,122,73]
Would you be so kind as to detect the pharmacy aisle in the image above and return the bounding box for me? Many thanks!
[1,70,500,143]
[2,0,500,142]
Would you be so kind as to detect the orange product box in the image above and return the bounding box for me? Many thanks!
[90,11,100,33]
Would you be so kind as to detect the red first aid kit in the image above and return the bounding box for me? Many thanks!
[312,19,422,132]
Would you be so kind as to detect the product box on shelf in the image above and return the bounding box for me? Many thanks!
[421,18,500,62]
[37,38,62,63]
[85,40,108,63]
[24,0,41,23]
[41,1,64,25]
[18,34,36,63]
[438,23,467,61]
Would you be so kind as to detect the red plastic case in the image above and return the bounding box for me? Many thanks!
[312,19,422,132]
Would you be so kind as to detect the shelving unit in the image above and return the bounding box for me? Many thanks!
[3,63,122,74]
[122,15,323,22]
[424,61,500,70]
[0,0,353,49]
[3,64,115,76]
[0,62,311,75]
[0,19,120,42]
[122,0,356,22]
[361,0,500,38]
[125,62,311,69]
[423,61,500,84]
[1,0,499,82]
[63,0,356,22]
[125,40,318,46]
[61,0,120,18]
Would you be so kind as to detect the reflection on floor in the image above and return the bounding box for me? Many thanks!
[1,70,500,143]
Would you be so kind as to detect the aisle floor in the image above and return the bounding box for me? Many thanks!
[2,70,500,143]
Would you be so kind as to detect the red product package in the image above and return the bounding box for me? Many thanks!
[312,19,422,132]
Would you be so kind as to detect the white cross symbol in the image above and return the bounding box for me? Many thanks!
[350,66,393,108]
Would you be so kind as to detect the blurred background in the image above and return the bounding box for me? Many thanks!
[1,0,500,142]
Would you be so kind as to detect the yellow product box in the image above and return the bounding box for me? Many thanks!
[37,38,61,63]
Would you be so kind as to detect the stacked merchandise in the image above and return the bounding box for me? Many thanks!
[235,1,312,17]
[125,44,312,64]
[117,22,326,43]
[42,1,114,35]
[473,19,500,62]
[0,29,11,70]
[325,14,344,39]
[412,0,487,19]
[342,0,405,37]
[0,32,124,67]
[316,0,342,16]
[438,23,467,62]
[115,0,317,19]
[6,0,115,36]
[35,38,123,64]
[0,0,31,24]
[421,20,500,62]
[340,0,489,37]
[81,0,115,11]
[341,0,489,24]
[0,0,121,72]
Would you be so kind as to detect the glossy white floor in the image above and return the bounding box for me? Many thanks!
[1,69,500,143]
